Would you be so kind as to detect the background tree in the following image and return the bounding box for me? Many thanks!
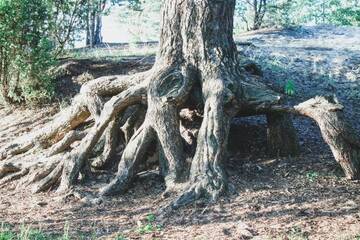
[235,0,360,31]
[250,0,268,30]
[0,0,56,104]
[52,0,88,53]
[85,0,106,47]
[236,0,268,30]
[84,0,141,47]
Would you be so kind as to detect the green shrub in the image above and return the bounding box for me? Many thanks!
[305,171,319,182]
[0,0,56,104]
[0,230,14,240]
[331,7,360,26]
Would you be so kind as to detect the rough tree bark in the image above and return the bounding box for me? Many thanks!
[0,0,359,208]
[294,97,360,179]
[258,96,360,179]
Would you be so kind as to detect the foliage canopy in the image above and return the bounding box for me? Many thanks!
[0,0,56,104]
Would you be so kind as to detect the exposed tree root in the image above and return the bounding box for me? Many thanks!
[47,131,87,157]
[100,125,156,196]
[173,78,231,206]
[100,65,191,195]
[20,155,63,188]
[294,96,360,179]
[91,118,120,169]
[120,105,146,144]
[0,71,148,161]
[91,105,146,170]
[57,83,148,193]
[0,168,29,187]
[0,71,149,193]
[257,96,360,180]
[0,162,20,178]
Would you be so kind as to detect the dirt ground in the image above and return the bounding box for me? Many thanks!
[1,26,360,240]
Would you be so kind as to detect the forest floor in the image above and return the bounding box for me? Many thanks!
[1,25,360,240]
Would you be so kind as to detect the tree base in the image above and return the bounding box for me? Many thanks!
[1,68,358,209]
[1,0,360,208]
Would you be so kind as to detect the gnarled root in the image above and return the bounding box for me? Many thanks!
[294,96,360,179]
[100,124,156,195]
[57,83,148,193]
[0,72,148,161]
[2,60,359,212]
[169,77,232,208]
[91,118,121,169]
[91,105,146,170]
[262,96,360,180]
[0,71,149,192]
[0,153,63,193]
[100,65,192,196]
[47,130,87,157]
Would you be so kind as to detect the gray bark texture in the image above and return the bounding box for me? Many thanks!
[0,0,359,208]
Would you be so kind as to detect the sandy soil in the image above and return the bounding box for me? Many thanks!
[1,26,360,240]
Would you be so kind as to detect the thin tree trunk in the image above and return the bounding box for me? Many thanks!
[89,8,96,47]
[94,13,102,45]
[86,0,103,47]
[86,0,91,46]
[94,0,104,45]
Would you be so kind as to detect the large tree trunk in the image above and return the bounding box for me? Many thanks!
[101,0,243,202]
[1,0,359,209]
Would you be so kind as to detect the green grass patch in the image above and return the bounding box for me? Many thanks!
[0,223,70,240]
